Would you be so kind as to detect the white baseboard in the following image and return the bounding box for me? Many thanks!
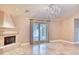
[50,40,79,44]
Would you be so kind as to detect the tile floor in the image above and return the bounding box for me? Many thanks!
[2,42,79,55]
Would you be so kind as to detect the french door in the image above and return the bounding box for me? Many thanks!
[31,22,48,44]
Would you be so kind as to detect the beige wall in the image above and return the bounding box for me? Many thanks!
[11,12,79,44]
[49,20,62,41]
[61,17,74,42]
[13,16,75,43]
[13,16,30,44]
[13,15,76,43]
[49,17,74,42]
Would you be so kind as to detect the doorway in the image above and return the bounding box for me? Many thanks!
[30,21,48,45]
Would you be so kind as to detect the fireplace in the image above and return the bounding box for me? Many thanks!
[4,36,16,45]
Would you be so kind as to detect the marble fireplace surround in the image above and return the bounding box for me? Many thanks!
[0,29,19,54]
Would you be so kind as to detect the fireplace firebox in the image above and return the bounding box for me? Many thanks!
[4,36,16,45]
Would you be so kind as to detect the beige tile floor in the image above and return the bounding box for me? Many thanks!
[2,42,79,55]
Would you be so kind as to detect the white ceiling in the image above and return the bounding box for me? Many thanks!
[0,4,79,20]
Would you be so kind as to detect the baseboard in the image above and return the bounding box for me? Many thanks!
[50,40,79,44]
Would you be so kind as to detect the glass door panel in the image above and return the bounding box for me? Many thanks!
[40,24,47,43]
[32,23,39,44]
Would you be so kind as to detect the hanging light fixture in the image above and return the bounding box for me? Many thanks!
[48,4,62,19]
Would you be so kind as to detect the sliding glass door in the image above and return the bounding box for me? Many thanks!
[32,23,48,44]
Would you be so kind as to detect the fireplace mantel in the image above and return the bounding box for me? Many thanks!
[0,31,17,36]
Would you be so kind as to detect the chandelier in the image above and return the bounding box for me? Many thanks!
[48,4,62,19]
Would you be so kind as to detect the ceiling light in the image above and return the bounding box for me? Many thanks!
[48,4,62,19]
